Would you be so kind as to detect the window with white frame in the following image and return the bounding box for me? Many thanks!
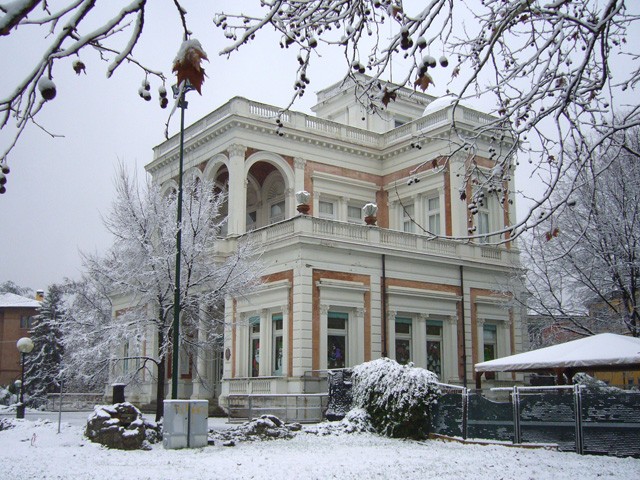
[395,317,412,365]
[426,321,443,377]
[403,203,415,233]
[319,200,336,219]
[483,324,497,361]
[272,313,284,376]
[426,195,441,235]
[249,316,261,377]
[347,204,363,223]
[327,311,348,369]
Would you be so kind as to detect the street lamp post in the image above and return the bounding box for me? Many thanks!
[170,80,194,400]
[16,337,34,419]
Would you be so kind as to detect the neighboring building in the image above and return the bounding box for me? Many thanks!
[526,296,640,387]
[0,292,41,385]
[114,77,523,411]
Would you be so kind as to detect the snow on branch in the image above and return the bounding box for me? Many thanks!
[214,0,639,239]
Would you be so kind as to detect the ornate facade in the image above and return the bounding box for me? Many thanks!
[120,77,523,409]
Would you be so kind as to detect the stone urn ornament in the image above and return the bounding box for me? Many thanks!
[295,190,311,214]
[363,203,378,225]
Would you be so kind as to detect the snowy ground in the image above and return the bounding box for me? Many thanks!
[0,410,638,479]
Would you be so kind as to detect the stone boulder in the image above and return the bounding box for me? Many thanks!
[85,403,153,450]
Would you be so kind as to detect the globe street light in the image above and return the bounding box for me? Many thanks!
[16,337,34,419]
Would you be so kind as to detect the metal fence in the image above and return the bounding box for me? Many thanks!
[46,392,104,411]
[431,384,640,458]
[226,393,329,423]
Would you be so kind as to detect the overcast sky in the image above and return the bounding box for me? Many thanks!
[0,1,343,291]
[1,1,634,293]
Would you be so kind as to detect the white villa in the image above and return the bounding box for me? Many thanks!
[112,77,523,414]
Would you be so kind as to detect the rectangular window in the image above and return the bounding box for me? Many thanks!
[426,196,441,235]
[319,200,335,219]
[403,203,415,233]
[272,314,284,376]
[327,312,348,369]
[347,205,362,223]
[249,316,261,377]
[395,318,412,365]
[20,315,34,329]
[483,324,497,380]
[426,321,443,377]
[483,324,497,361]
[478,210,490,237]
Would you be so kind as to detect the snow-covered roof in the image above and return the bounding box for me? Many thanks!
[475,333,640,372]
[421,94,476,117]
[0,292,41,309]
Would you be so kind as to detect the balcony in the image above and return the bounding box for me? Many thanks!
[151,97,499,163]
[231,215,519,267]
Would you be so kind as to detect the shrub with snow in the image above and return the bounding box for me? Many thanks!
[351,358,440,439]
[0,386,16,406]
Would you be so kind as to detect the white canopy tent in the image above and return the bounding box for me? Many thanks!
[474,333,640,388]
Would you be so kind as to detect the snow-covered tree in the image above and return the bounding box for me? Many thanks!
[24,284,64,406]
[522,128,640,343]
[76,167,262,420]
[59,276,112,393]
[2,1,638,240]
[0,280,32,297]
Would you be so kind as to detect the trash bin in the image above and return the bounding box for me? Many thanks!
[163,400,209,449]
[112,383,126,404]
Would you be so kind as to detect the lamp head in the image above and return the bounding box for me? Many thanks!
[16,337,34,354]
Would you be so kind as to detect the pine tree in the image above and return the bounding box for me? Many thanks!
[24,284,65,407]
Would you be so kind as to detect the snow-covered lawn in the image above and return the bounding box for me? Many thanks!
[0,415,638,480]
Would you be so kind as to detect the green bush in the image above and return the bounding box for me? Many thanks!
[351,358,441,439]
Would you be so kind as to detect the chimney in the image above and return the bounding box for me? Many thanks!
[35,290,44,301]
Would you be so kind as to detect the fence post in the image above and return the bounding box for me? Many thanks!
[248,395,253,421]
[462,387,469,440]
[512,386,521,444]
[574,384,584,455]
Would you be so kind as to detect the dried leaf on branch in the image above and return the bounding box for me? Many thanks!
[172,39,208,94]
[414,73,434,92]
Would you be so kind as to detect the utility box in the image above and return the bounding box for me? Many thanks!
[188,400,209,448]
[163,400,209,449]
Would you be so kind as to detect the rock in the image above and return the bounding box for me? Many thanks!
[85,403,153,450]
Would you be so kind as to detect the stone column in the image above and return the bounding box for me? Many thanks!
[319,305,329,370]
[227,144,247,236]
[445,315,458,383]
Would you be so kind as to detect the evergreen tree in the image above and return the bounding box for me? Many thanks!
[24,284,65,407]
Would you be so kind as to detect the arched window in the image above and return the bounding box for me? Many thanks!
[266,175,286,224]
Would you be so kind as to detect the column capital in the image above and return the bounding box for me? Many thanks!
[320,304,330,315]
[228,144,247,158]
[294,157,306,169]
